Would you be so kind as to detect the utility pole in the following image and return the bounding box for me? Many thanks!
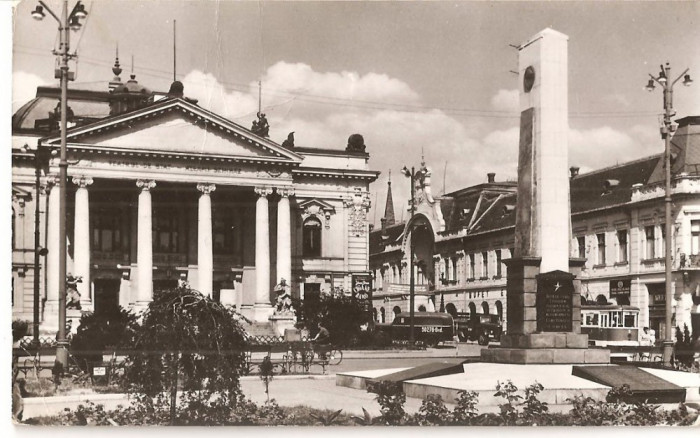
[31,0,88,367]
[645,63,693,367]
[402,164,425,345]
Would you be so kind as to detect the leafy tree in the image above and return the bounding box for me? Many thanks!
[292,291,370,347]
[70,306,139,372]
[124,286,248,425]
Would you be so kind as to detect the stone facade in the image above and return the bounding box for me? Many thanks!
[370,117,700,341]
[11,80,378,333]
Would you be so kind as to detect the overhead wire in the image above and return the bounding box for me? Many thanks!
[14,45,666,120]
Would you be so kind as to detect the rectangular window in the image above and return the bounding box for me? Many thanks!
[482,252,489,278]
[469,254,475,280]
[212,208,238,256]
[153,209,180,253]
[577,236,586,259]
[617,230,628,263]
[660,224,666,256]
[691,220,700,255]
[496,250,502,278]
[597,233,606,266]
[452,257,458,282]
[645,226,655,259]
[93,208,125,253]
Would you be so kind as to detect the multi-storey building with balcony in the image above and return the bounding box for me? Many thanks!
[370,116,700,340]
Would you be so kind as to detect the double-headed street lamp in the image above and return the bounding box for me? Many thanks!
[645,63,692,368]
[31,0,88,367]
[401,164,426,345]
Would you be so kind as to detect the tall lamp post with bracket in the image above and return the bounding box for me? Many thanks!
[30,0,88,367]
[401,165,426,345]
[645,63,692,367]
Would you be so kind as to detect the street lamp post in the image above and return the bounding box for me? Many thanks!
[401,165,425,345]
[645,63,693,367]
[31,0,88,367]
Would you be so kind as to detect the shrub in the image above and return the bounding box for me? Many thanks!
[12,320,30,343]
[70,306,139,373]
[124,286,248,425]
[413,394,450,425]
[292,292,370,347]
[367,380,407,425]
[451,390,479,425]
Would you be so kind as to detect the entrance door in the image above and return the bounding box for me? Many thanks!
[304,283,321,303]
[93,279,120,313]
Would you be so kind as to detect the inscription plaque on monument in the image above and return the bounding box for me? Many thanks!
[536,271,574,332]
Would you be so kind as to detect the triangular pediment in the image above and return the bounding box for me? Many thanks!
[44,98,302,163]
[298,198,336,213]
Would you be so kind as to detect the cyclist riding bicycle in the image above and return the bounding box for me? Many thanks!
[312,322,331,360]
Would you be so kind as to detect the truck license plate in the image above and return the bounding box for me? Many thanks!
[421,326,442,333]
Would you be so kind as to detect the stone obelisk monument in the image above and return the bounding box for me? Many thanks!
[481,28,609,364]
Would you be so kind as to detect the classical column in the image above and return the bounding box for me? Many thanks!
[44,175,60,316]
[197,183,216,297]
[254,187,273,318]
[72,176,93,309]
[276,187,294,287]
[136,179,156,308]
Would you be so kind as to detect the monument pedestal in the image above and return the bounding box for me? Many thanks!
[269,314,296,336]
[481,257,610,364]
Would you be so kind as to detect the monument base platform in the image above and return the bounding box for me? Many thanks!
[480,346,610,364]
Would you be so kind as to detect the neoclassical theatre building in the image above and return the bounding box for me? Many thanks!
[12,68,378,332]
[371,117,700,340]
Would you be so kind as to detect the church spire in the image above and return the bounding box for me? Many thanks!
[381,170,396,229]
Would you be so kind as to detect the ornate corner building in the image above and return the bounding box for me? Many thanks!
[11,67,378,333]
[370,116,700,340]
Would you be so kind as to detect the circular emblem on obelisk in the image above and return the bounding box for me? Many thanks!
[523,66,535,93]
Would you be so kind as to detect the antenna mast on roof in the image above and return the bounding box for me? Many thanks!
[173,20,177,81]
[258,80,262,114]
[443,161,447,195]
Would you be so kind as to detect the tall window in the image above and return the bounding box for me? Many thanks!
[617,230,628,263]
[452,257,458,282]
[154,210,180,253]
[660,224,666,256]
[577,236,586,259]
[469,254,475,280]
[93,207,124,252]
[496,249,502,278]
[212,209,237,255]
[596,233,606,266]
[645,226,655,259]
[482,251,489,278]
[302,216,322,257]
[691,220,700,255]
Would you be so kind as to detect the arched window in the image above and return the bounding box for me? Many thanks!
[373,308,378,323]
[469,302,477,317]
[380,307,386,323]
[418,305,427,312]
[302,217,322,257]
[392,306,402,320]
[495,301,503,319]
[445,303,457,317]
[482,302,490,315]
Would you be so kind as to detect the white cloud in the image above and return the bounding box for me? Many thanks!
[12,71,48,112]
[181,64,663,226]
[490,88,519,112]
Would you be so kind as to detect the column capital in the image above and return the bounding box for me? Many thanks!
[196,182,217,195]
[136,179,156,191]
[254,186,274,197]
[72,175,94,188]
[276,187,295,198]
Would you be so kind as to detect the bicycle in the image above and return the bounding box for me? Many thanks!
[310,343,343,366]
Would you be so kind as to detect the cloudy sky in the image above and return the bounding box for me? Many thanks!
[9,1,700,225]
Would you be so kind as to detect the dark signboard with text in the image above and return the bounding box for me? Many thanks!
[352,274,373,314]
[536,271,574,332]
[610,279,631,305]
